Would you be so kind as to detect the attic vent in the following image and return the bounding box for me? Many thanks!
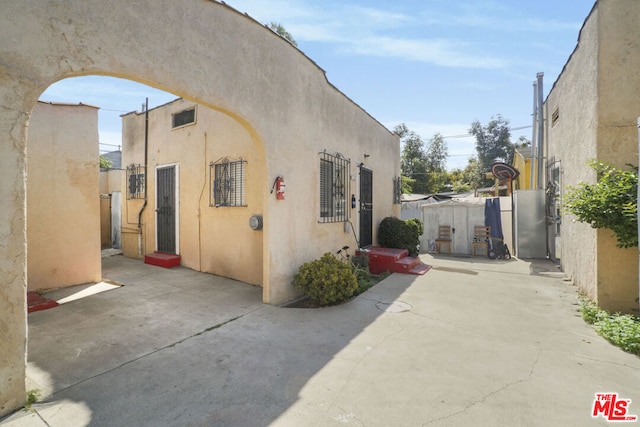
[172,107,196,128]
[551,107,559,127]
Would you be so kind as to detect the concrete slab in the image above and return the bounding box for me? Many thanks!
[2,254,639,426]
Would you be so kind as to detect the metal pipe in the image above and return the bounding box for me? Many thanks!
[536,72,544,189]
[137,97,149,229]
[531,80,538,189]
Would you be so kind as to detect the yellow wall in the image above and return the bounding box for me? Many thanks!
[27,101,102,291]
[512,152,531,190]
[122,100,266,286]
[545,0,639,312]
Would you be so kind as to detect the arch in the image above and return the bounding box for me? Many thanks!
[0,0,400,414]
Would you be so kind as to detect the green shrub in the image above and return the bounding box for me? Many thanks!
[406,217,424,237]
[377,216,423,256]
[564,161,637,248]
[293,253,358,306]
[580,298,640,355]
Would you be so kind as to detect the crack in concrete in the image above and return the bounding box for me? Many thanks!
[35,408,52,427]
[423,349,542,425]
[327,321,405,416]
[48,314,247,397]
[573,354,640,371]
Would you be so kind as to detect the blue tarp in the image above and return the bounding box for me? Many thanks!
[484,198,503,242]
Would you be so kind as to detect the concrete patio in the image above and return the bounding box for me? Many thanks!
[2,253,639,426]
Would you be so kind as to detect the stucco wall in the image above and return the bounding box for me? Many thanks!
[545,0,639,312]
[545,4,599,302]
[0,0,399,413]
[121,96,400,292]
[27,101,102,291]
[121,99,266,286]
[593,0,640,312]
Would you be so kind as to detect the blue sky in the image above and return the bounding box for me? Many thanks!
[40,0,595,170]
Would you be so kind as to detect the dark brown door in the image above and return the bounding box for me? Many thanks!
[359,166,373,248]
[156,166,176,253]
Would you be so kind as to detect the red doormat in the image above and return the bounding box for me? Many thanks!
[27,291,58,313]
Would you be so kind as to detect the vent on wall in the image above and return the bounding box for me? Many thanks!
[172,107,196,128]
[551,107,560,127]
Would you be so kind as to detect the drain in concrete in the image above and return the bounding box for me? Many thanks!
[375,301,412,313]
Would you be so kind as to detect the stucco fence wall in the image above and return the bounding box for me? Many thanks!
[27,101,102,291]
[0,0,400,413]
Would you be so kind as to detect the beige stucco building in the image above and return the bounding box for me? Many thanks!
[0,0,399,414]
[120,96,400,297]
[544,0,639,313]
[27,101,102,291]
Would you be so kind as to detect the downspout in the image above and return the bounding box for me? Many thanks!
[137,98,149,254]
[530,80,538,189]
[536,72,544,189]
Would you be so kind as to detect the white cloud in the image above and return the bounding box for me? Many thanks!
[348,36,508,69]
[41,76,177,110]
[228,0,509,69]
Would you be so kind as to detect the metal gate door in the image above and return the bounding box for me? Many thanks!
[359,166,373,248]
[156,166,176,253]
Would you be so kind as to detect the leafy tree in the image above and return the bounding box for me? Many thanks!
[100,155,113,169]
[564,161,638,248]
[424,132,448,193]
[401,175,415,195]
[396,124,428,194]
[396,124,449,194]
[515,135,531,149]
[267,22,298,47]
[462,157,484,190]
[469,115,514,187]
[447,168,471,193]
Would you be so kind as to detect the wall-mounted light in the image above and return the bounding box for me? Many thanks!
[364,153,370,158]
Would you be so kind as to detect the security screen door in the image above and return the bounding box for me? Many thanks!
[359,166,373,248]
[156,165,176,253]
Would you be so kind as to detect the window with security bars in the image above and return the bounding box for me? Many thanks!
[393,176,402,204]
[210,158,246,207]
[126,163,145,199]
[319,152,349,223]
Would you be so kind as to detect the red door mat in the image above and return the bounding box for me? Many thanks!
[27,291,58,313]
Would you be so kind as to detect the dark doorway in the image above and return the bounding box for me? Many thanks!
[359,166,373,248]
[156,165,177,253]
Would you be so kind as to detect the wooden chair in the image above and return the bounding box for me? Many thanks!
[471,225,491,256]
[435,225,452,254]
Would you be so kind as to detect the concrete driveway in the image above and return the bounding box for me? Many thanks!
[2,253,639,426]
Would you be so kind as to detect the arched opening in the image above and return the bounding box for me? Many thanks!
[25,74,267,401]
[30,74,266,287]
[1,1,400,415]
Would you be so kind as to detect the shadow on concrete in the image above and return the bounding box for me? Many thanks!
[22,254,416,426]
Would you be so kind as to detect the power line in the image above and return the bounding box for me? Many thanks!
[439,125,532,140]
[100,107,129,113]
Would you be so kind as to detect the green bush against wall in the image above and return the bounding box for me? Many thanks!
[378,216,423,256]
